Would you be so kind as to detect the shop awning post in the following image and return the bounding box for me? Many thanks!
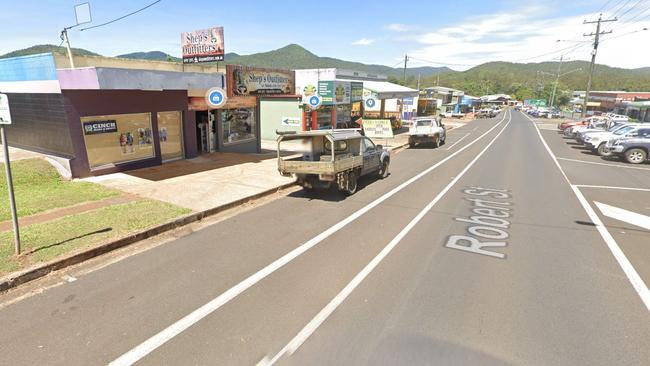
[1,125,20,255]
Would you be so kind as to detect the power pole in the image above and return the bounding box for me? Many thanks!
[416,73,421,90]
[582,14,616,118]
[550,55,563,108]
[60,28,75,69]
[402,54,409,83]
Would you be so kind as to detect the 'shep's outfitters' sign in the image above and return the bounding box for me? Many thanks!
[83,120,118,135]
[181,27,225,64]
[233,69,292,95]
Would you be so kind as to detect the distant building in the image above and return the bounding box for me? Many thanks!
[419,86,464,114]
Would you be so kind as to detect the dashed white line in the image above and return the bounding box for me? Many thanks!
[108,112,510,366]
[527,112,650,313]
[260,112,513,365]
[557,157,650,171]
[446,133,470,150]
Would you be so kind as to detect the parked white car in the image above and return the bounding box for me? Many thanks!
[408,117,447,148]
[584,123,650,156]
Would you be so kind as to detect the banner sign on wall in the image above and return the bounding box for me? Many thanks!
[351,82,363,102]
[181,27,225,64]
[83,120,118,135]
[281,116,301,126]
[318,81,351,105]
[233,69,293,95]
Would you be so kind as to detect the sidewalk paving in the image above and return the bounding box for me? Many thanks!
[81,152,295,212]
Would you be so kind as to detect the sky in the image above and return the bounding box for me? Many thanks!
[0,0,649,71]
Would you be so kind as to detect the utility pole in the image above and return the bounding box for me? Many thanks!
[416,73,421,90]
[543,56,582,108]
[402,54,409,83]
[582,14,616,118]
[60,28,75,69]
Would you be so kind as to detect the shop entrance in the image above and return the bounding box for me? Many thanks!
[195,111,218,153]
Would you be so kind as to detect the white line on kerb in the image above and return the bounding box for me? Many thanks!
[260,111,513,365]
[575,185,650,192]
[107,112,509,366]
[557,157,650,171]
[526,112,650,313]
[446,133,470,150]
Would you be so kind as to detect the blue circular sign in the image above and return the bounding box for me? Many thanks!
[307,94,322,109]
[205,87,227,108]
[365,98,376,108]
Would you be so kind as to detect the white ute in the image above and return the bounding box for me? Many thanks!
[408,117,447,148]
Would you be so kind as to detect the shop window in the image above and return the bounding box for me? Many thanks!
[157,111,184,161]
[335,104,352,128]
[81,113,154,169]
[221,108,256,144]
[317,106,333,129]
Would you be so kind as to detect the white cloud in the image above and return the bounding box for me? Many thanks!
[385,23,409,32]
[406,6,650,71]
[352,38,374,46]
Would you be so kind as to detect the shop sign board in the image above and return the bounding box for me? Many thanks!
[363,119,394,139]
[206,87,227,108]
[318,81,351,105]
[83,120,118,135]
[0,94,11,125]
[233,69,293,95]
[281,116,301,126]
[181,27,225,64]
[351,82,363,102]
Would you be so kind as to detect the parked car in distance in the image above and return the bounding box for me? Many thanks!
[408,117,446,148]
[584,124,650,156]
[276,129,390,195]
[608,132,650,164]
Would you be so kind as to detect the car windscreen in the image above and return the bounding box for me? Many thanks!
[416,120,433,126]
[614,126,634,135]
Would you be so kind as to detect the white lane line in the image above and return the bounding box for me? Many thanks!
[261,111,513,365]
[526,112,650,313]
[108,113,509,366]
[576,185,650,192]
[446,133,470,150]
[557,157,650,171]
[595,202,650,231]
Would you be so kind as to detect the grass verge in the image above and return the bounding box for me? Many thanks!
[0,199,191,276]
[0,159,119,221]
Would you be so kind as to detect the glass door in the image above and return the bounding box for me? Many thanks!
[157,111,184,162]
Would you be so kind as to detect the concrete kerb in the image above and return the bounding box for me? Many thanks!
[0,134,426,293]
[0,181,297,293]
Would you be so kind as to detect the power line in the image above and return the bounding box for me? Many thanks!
[407,56,475,67]
[80,0,162,31]
[610,0,634,18]
[616,0,646,19]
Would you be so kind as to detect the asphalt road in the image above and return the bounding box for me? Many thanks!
[1,110,649,365]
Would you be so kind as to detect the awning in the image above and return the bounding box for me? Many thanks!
[340,79,418,99]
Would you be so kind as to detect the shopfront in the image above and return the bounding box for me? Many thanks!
[301,80,362,130]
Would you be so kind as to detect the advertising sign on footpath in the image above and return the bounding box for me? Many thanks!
[181,27,225,64]
[363,119,394,139]
[0,93,11,125]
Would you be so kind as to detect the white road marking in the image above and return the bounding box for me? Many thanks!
[261,111,513,365]
[595,202,650,231]
[575,185,650,192]
[557,157,650,171]
[526,112,650,313]
[108,113,510,366]
[446,133,470,150]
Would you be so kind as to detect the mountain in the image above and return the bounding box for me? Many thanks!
[117,51,180,62]
[416,60,650,102]
[225,44,452,77]
[0,44,100,59]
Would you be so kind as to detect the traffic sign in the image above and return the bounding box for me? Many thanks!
[0,93,12,125]
[365,98,377,109]
[205,87,227,108]
[307,94,322,110]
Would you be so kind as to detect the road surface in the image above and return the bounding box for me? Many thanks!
[1,110,649,365]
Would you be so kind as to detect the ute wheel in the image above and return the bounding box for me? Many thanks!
[597,143,612,157]
[378,159,390,179]
[624,148,647,164]
[345,171,358,195]
[432,135,440,148]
